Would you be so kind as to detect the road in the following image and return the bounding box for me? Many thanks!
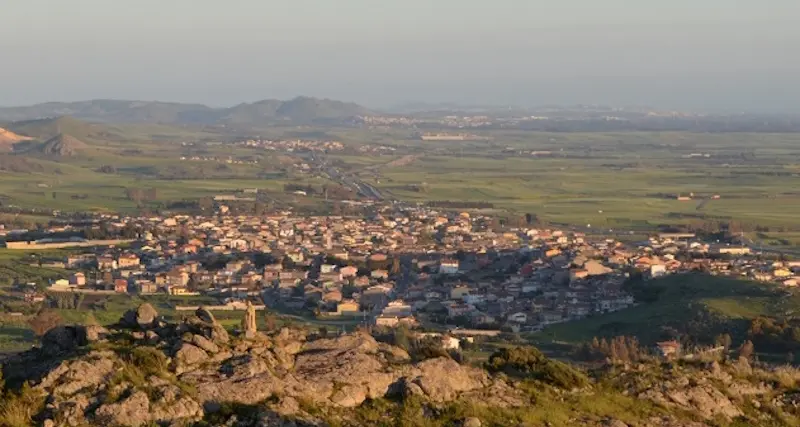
[308,153,385,201]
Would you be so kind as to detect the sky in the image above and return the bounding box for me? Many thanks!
[0,0,798,111]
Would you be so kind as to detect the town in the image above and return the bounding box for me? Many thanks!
[3,204,798,335]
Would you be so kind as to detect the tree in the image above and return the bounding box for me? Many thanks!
[28,310,63,337]
[393,324,411,351]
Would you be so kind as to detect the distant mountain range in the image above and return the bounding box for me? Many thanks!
[0,97,372,126]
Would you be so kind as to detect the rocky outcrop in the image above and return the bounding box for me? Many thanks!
[120,303,159,329]
[17,307,790,426]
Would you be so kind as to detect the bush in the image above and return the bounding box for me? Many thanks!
[127,347,168,377]
[0,383,45,427]
[28,310,63,337]
[487,346,590,389]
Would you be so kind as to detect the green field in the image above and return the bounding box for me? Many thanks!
[2,119,800,241]
[532,273,799,346]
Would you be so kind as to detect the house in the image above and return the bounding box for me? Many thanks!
[114,279,129,294]
[117,254,140,269]
[166,270,190,287]
[507,312,527,324]
[371,269,389,280]
[137,280,159,294]
[650,264,667,278]
[98,256,117,271]
[450,285,470,300]
[69,272,86,286]
[340,265,358,278]
[336,300,360,316]
[439,259,460,274]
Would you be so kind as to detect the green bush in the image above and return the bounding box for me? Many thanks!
[0,383,45,427]
[487,346,590,389]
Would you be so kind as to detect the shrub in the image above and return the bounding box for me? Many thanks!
[28,310,63,337]
[487,346,590,389]
[0,383,45,427]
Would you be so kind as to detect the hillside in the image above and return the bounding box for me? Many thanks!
[4,304,800,426]
[36,133,89,156]
[0,127,32,150]
[0,97,373,126]
[6,116,100,141]
[538,273,798,346]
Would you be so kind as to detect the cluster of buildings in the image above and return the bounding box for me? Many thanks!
[179,155,260,165]
[234,139,344,152]
[8,205,798,333]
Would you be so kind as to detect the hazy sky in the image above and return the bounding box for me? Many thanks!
[1,0,798,111]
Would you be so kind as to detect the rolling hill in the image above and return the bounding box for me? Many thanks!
[537,273,799,345]
[37,133,89,156]
[6,116,100,140]
[0,127,32,151]
[0,97,373,126]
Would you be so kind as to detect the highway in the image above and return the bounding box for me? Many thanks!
[308,153,385,201]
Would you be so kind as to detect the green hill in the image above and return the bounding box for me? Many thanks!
[537,273,799,345]
[0,97,373,126]
[7,116,99,141]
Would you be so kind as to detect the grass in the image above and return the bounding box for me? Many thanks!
[533,273,795,345]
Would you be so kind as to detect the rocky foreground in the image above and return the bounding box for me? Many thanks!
[3,305,517,426]
[4,305,800,426]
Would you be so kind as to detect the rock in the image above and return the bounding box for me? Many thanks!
[175,343,209,373]
[120,303,159,329]
[462,417,482,427]
[663,385,743,419]
[83,324,109,342]
[292,334,398,407]
[150,384,204,424]
[136,303,158,328]
[405,357,489,402]
[192,334,220,354]
[196,307,216,324]
[39,352,117,397]
[272,396,300,416]
[42,325,84,355]
[94,391,151,426]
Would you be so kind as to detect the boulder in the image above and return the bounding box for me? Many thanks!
[404,358,489,402]
[83,325,109,343]
[136,303,158,328]
[94,391,151,427]
[42,325,84,355]
[196,307,216,324]
[462,417,482,427]
[175,343,209,373]
[192,334,220,354]
[120,303,159,329]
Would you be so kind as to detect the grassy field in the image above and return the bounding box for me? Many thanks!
[531,273,798,346]
[3,122,800,240]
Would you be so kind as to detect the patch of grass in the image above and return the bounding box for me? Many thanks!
[0,383,46,427]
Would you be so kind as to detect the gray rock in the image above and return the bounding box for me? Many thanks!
[463,417,482,427]
[196,307,216,324]
[83,324,109,342]
[42,325,83,355]
[175,343,208,373]
[192,334,220,354]
[94,391,151,426]
[136,303,159,328]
